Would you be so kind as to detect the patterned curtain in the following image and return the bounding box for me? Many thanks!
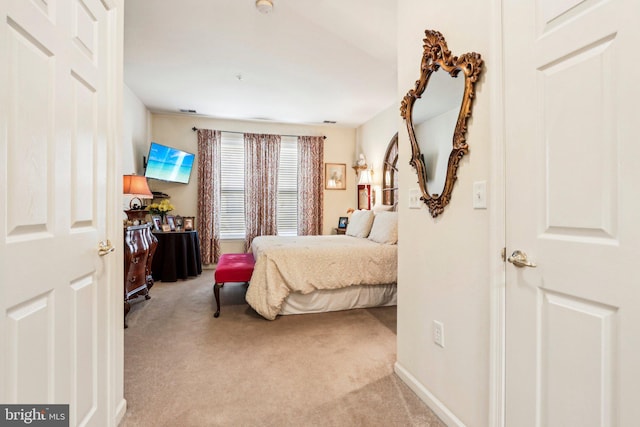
[244,133,281,250]
[297,136,324,235]
[197,129,221,264]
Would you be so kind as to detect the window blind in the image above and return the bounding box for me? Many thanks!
[219,132,245,239]
[277,136,298,236]
[219,133,299,239]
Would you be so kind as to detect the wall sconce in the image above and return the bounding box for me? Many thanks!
[123,174,153,221]
[353,153,368,176]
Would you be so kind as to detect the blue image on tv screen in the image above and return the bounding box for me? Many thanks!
[144,142,195,184]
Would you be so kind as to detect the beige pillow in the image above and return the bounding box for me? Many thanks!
[345,210,375,238]
[368,211,398,244]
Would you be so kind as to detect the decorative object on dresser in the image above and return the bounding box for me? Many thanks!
[338,216,348,229]
[123,174,153,223]
[148,198,174,223]
[166,215,176,231]
[151,215,162,231]
[124,223,158,328]
[182,216,195,231]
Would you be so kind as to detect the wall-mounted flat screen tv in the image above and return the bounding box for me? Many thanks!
[144,142,195,184]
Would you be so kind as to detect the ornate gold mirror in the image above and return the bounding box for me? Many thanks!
[401,30,483,217]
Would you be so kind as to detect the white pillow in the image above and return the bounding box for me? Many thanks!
[345,210,375,238]
[367,211,398,244]
[372,204,393,213]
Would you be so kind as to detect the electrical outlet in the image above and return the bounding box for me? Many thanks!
[433,320,445,348]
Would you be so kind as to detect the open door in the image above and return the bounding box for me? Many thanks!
[0,0,122,425]
[504,0,640,425]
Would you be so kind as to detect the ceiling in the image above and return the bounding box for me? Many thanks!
[123,0,398,128]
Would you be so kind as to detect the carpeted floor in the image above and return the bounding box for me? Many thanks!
[120,274,444,427]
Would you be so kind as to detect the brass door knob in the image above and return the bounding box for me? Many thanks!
[507,250,536,268]
[98,240,115,256]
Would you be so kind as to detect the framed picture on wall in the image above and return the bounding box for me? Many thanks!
[325,163,346,190]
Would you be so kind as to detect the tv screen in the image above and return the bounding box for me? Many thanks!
[144,142,195,184]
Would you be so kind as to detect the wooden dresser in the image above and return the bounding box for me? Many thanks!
[124,224,158,327]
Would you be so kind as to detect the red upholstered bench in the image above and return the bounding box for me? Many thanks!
[213,253,255,318]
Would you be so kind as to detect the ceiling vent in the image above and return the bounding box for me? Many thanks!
[179,109,197,113]
[323,120,337,124]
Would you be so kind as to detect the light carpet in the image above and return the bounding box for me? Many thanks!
[121,274,444,427]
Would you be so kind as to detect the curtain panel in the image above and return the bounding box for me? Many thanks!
[297,136,324,235]
[197,129,221,264]
[244,133,281,250]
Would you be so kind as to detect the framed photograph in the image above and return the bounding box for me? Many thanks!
[325,163,346,190]
[166,215,176,231]
[338,216,348,229]
[161,224,171,232]
[183,217,194,231]
[174,215,183,230]
[151,215,162,231]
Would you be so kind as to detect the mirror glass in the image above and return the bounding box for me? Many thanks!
[401,30,483,217]
[412,69,465,197]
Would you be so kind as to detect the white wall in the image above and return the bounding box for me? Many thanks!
[356,104,398,206]
[395,1,493,426]
[149,113,357,256]
[122,85,151,212]
[123,85,150,174]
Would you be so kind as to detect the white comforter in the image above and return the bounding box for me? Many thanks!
[245,235,397,320]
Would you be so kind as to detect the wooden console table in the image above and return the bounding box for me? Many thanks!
[151,230,202,282]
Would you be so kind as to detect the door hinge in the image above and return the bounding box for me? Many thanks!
[501,247,506,262]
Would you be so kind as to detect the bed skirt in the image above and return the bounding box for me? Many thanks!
[279,283,397,316]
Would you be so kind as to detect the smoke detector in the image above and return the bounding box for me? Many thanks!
[256,0,273,14]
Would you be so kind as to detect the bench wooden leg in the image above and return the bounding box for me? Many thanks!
[213,283,223,318]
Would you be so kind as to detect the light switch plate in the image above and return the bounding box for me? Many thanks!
[473,181,487,209]
[409,188,421,209]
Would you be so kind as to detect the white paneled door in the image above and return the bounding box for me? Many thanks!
[0,0,120,425]
[504,0,640,425]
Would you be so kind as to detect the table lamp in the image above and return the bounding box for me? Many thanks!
[123,174,153,221]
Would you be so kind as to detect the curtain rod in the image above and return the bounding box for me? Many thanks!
[192,126,326,140]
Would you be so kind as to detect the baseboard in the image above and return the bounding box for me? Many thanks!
[394,362,466,427]
[114,398,127,426]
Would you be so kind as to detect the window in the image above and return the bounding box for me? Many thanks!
[277,137,298,236]
[219,133,245,239]
[219,133,298,239]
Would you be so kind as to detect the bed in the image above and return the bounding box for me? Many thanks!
[245,210,398,320]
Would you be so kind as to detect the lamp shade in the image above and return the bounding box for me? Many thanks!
[123,175,152,198]
[358,169,372,185]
